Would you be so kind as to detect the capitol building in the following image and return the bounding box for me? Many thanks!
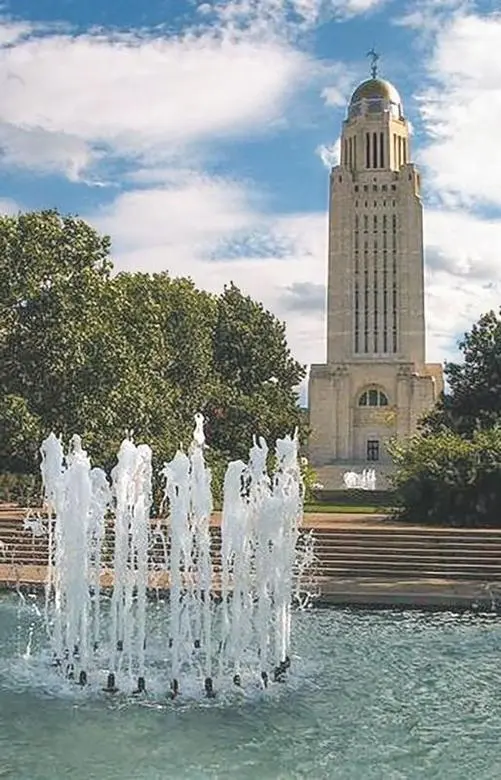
[308,61,443,489]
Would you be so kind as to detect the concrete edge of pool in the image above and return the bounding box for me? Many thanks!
[1,563,499,611]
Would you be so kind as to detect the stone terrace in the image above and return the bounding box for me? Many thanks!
[1,503,501,609]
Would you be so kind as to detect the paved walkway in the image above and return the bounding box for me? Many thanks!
[1,562,498,610]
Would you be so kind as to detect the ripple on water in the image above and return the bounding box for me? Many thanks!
[1,595,501,779]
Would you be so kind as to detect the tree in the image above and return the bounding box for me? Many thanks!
[1,210,113,466]
[1,212,306,487]
[0,395,42,473]
[388,427,501,527]
[204,283,306,459]
[421,309,501,437]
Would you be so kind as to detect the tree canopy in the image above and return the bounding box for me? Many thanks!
[421,309,501,437]
[0,210,306,483]
[388,427,501,527]
[391,309,501,526]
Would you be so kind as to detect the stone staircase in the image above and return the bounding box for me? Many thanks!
[309,526,501,581]
[1,504,501,584]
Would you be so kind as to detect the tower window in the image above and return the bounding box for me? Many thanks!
[372,185,377,192]
[355,185,359,192]
[358,389,389,407]
[391,184,396,191]
[382,184,387,192]
[367,440,380,462]
[363,185,368,192]
[366,133,371,168]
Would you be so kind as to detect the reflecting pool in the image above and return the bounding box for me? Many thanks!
[1,594,500,780]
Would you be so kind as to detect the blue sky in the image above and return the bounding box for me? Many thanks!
[1,0,501,401]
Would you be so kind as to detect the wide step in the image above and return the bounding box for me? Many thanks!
[2,506,501,584]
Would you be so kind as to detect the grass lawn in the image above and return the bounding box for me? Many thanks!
[304,504,388,514]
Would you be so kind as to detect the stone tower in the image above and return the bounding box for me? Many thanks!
[308,63,443,489]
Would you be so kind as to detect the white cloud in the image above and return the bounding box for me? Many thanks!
[321,62,357,108]
[317,137,340,168]
[423,208,501,361]
[0,196,22,215]
[96,173,258,261]
[0,0,390,180]
[0,19,32,46]
[418,13,501,208]
[334,0,387,14]
[0,124,95,181]
[395,0,471,32]
[210,0,387,31]
[0,25,315,178]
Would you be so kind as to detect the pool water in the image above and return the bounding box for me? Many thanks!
[1,593,500,779]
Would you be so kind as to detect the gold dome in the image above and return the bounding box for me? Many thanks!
[350,78,401,106]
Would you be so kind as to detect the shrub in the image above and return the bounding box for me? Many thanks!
[388,427,501,526]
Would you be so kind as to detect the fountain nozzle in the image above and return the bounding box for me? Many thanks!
[133,676,146,695]
[103,672,118,694]
[78,670,87,686]
[204,677,216,698]
[170,678,179,700]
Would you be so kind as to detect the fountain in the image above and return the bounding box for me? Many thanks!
[36,415,306,698]
[342,468,377,491]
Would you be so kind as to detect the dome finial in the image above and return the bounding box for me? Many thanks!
[366,47,380,79]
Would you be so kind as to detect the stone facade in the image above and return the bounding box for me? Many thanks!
[308,76,443,489]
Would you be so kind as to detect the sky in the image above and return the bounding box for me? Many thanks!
[0,0,500,404]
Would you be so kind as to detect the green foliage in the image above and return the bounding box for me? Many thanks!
[388,428,501,526]
[204,283,305,460]
[311,489,398,508]
[0,395,42,473]
[421,309,501,437]
[304,503,382,514]
[299,457,319,503]
[0,473,42,507]
[0,210,306,497]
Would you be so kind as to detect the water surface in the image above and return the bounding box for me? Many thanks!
[1,594,500,779]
